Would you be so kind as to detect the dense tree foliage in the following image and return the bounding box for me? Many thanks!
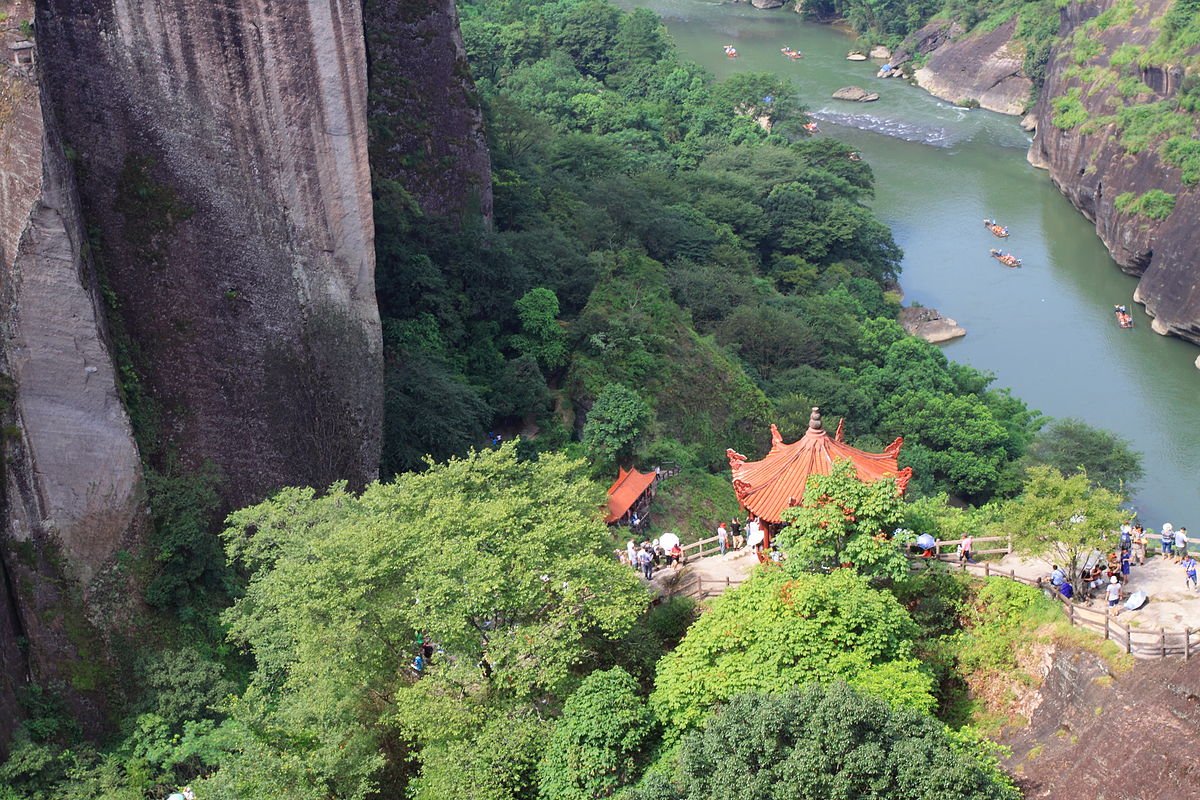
[537,667,655,800]
[1025,417,1144,494]
[638,685,1018,800]
[651,569,935,731]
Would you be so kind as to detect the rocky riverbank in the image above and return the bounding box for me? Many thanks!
[899,306,966,344]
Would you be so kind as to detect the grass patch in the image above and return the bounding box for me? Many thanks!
[642,469,741,545]
[1115,189,1176,220]
[1051,88,1089,130]
[1109,43,1144,69]
[1162,135,1200,183]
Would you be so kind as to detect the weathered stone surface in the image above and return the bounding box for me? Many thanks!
[750,0,785,8]
[892,19,963,66]
[36,0,384,505]
[0,0,143,752]
[1194,354,1200,370]
[1003,646,1200,799]
[1021,113,1037,132]
[832,85,878,102]
[846,52,867,61]
[365,0,493,221]
[911,18,1032,115]
[869,45,891,60]
[899,306,966,344]
[1030,0,1200,346]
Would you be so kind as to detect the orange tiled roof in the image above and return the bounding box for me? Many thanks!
[605,467,657,524]
[727,409,911,524]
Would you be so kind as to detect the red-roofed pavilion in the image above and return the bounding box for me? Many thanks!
[605,467,658,524]
[727,407,911,525]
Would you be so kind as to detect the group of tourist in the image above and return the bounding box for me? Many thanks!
[1047,521,1196,608]
[716,515,765,555]
[622,538,683,579]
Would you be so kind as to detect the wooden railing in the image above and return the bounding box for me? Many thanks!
[679,534,723,561]
[661,572,747,602]
[927,534,1013,558]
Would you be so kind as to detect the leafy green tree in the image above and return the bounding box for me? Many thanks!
[1003,466,1126,592]
[776,459,910,580]
[582,383,653,468]
[1025,418,1144,493]
[651,569,934,731]
[207,444,648,798]
[512,287,569,369]
[645,684,1018,800]
[538,668,655,800]
[410,709,549,800]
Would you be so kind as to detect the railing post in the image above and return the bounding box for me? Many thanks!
[1069,604,1075,625]
[1103,612,1109,640]
[1188,628,1192,661]
[984,562,990,578]
[1125,624,1132,654]
[1162,628,1168,658]
[1007,532,1012,554]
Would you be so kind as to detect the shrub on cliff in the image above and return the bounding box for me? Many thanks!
[635,685,1019,800]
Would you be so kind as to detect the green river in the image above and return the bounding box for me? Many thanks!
[622,0,1199,528]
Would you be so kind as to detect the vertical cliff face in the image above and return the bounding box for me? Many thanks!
[35,0,384,505]
[364,0,492,221]
[1029,0,1200,344]
[0,0,144,751]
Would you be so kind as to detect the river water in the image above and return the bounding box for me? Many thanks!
[621,0,1199,528]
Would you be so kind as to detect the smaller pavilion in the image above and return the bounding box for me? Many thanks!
[605,467,658,525]
[727,407,911,526]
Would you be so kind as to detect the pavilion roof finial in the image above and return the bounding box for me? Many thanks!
[808,407,823,431]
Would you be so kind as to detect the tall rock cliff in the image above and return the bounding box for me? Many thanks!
[364,0,492,221]
[0,0,387,751]
[1,0,144,750]
[34,0,384,501]
[1029,0,1200,344]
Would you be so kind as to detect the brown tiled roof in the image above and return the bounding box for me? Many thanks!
[728,409,911,524]
[605,467,657,524]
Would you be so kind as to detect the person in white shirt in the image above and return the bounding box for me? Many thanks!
[717,523,729,555]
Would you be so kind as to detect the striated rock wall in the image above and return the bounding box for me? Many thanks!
[1004,646,1200,799]
[364,0,492,221]
[0,0,144,751]
[35,0,384,503]
[1029,0,1200,344]
[909,18,1032,115]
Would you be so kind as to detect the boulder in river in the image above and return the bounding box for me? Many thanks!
[832,86,879,102]
[750,0,785,7]
[899,306,966,344]
[870,45,891,59]
[1195,354,1200,371]
[846,52,868,61]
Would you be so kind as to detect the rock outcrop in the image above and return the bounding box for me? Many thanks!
[364,0,493,221]
[832,85,880,102]
[910,18,1032,114]
[35,0,384,505]
[1004,646,1200,799]
[1029,0,1200,345]
[899,306,966,343]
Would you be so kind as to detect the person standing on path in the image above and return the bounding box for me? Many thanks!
[959,534,974,564]
[717,523,729,556]
[1184,554,1198,590]
[1162,523,1175,560]
[1132,525,1147,566]
[1175,526,1189,563]
[639,547,654,580]
[1106,575,1122,609]
[627,540,638,570]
